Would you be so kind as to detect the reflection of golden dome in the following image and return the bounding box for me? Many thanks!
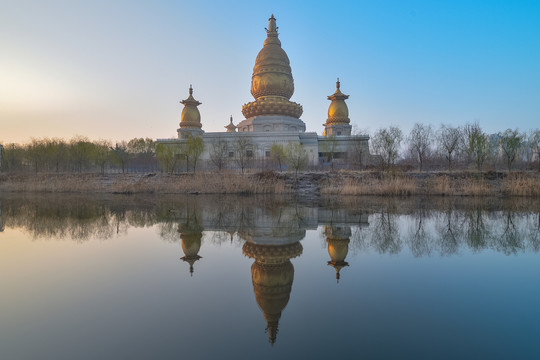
[242,240,302,345]
[325,78,350,126]
[242,15,303,119]
[252,261,294,345]
[242,241,303,264]
[179,85,202,129]
[180,232,202,276]
[324,226,351,282]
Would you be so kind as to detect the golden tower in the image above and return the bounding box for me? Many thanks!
[323,78,352,136]
[238,15,305,133]
[242,240,303,345]
[177,85,204,138]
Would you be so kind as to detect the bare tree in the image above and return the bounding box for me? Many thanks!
[270,143,285,171]
[464,122,487,171]
[320,135,338,168]
[234,135,253,173]
[524,129,540,170]
[209,137,229,171]
[407,123,433,171]
[500,129,523,171]
[285,142,308,177]
[111,142,129,173]
[437,125,462,170]
[186,136,204,173]
[156,143,183,173]
[93,140,111,175]
[371,126,403,169]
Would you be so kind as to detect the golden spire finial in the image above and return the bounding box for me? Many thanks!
[189,84,193,95]
[225,115,237,132]
[266,14,278,37]
[336,77,340,90]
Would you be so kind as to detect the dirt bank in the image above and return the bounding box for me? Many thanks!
[0,170,539,197]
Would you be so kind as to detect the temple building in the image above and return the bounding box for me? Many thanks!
[158,15,373,169]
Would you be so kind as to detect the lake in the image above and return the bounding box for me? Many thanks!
[1,194,540,359]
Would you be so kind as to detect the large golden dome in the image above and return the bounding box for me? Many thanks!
[242,15,303,119]
[243,240,302,344]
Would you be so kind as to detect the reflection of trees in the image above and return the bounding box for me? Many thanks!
[434,208,463,256]
[1,195,159,241]
[528,210,540,252]
[2,194,540,257]
[407,208,433,257]
[494,211,524,255]
[370,210,401,254]
[347,198,540,256]
[464,209,490,252]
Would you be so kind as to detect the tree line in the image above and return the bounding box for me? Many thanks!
[1,123,539,174]
[371,123,540,171]
[0,137,158,173]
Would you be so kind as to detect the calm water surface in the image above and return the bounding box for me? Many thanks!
[1,195,540,359]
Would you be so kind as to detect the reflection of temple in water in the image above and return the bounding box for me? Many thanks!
[324,226,352,282]
[242,237,302,345]
[177,205,204,276]
[166,198,369,343]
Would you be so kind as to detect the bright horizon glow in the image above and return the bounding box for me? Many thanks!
[1,0,539,144]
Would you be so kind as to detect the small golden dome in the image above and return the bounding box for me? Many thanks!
[179,85,202,129]
[225,115,237,132]
[326,78,350,125]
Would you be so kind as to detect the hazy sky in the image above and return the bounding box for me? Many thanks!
[1,0,539,144]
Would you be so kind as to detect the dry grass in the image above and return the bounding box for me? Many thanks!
[0,172,291,195]
[1,170,539,197]
[426,175,495,196]
[501,173,540,197]
[321,174,417,196]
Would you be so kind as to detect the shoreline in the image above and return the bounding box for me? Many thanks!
[0,170,539,197]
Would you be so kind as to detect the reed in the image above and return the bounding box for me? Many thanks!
[321,174,417,196]
[0,172,291,195]
[1,171,539,197]
[426,175,495,196]
[501,173,540,197]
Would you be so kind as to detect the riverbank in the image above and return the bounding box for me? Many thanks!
[1,171,539,197]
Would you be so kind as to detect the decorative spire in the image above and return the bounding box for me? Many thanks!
[225,115,237,132]
[181,84,201,107]
[328,77,348,100]
[266,14,278,37]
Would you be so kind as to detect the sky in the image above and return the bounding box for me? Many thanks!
[1,0,539,144]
